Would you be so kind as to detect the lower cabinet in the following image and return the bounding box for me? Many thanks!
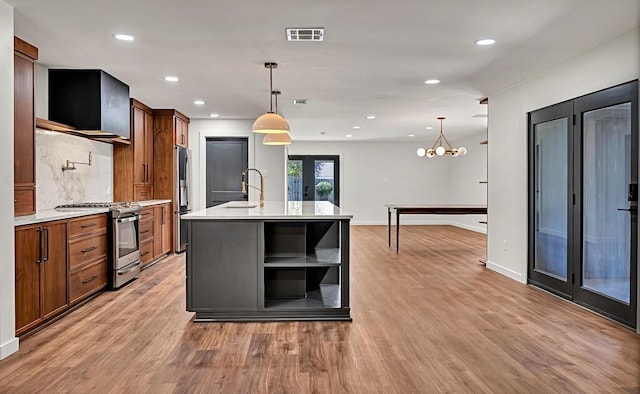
[141,203,172,269]
[140,206,155,268]
[15,220,68,335]
[15,214,108,336]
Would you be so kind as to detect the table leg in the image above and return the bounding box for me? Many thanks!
[396,210,400,253]
[388,208,391,247]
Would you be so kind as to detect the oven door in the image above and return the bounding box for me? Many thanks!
[114,214,141,270]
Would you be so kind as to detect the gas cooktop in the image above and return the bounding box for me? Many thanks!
[56,202,135,209]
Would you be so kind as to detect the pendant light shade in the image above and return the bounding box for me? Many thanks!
[263,132,292,145]
[252,112,290,134]
[253,62,290,134]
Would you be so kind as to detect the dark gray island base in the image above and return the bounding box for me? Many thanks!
[183,202,352,322]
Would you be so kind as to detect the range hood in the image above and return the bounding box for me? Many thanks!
[48,69,130,139]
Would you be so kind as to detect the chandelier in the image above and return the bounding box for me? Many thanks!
[252,62,290,134]
[416,117,467,158]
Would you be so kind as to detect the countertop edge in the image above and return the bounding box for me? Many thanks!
[15,209,110,227]
[137,199,172,207]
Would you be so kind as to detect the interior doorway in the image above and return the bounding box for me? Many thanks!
[205,137,248,207]
[528,80,638,327]
[287,155,340,206]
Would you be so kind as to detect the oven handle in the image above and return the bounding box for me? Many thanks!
[117,262,141,275]
[116,215,139,223]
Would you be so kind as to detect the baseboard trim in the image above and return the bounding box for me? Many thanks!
[0,337,19,360]
[351,220,445,226]
[486,260,526,284]
[449,222,487,234]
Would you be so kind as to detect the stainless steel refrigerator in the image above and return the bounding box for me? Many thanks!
[175,145,192,253]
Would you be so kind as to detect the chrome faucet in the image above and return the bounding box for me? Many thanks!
[241,168,264,207]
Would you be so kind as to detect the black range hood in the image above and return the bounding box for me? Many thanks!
[48,69,130,139]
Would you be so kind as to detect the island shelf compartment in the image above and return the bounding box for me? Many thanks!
[264,266,341,309]
[264,221,340,265]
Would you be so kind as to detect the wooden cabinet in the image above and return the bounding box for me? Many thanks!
[153,203,172,258]
[14,37,38,216]
[114,99,154,202]
[139,206,155,268]
[15,220,68,335]
[176,116,189,147]
[68,214,108,304]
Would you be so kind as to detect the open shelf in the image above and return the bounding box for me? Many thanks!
[264,222,340,264]
[264,266,341,309]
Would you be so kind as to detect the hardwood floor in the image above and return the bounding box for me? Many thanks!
[1,225,638,393]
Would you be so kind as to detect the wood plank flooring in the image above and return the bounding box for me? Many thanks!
[1,225,639,393]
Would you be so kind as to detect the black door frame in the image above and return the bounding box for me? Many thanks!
[288,155,340,206]
[528,80,638,327]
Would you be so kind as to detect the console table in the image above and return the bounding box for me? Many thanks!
[385,204,487,252]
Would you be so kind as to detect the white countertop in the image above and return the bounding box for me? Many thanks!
[182,201,352,220]
[15,208,109,227]
[137,199,172,207]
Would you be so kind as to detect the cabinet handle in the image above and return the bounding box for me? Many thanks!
[81,275,98,284]
[81,223,97,228]
[141,251,150,257]
[141,230,150,234]
[43,227,49,262]
[36,227,42,264]
[162,206,166,224]
[14,199,17,204]
[81,246,97,253]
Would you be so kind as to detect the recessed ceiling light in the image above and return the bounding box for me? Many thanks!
[293,98,308,105]
[346,134,353,138]
[366,115,376,120]
[194,100,205,105]
[353,126,361,129]
[320,131,326,135]
[209,113,219,118]
[424,79,440,85]
[114,34,134,41]
[165,76,179,82]
[426,126,434,130]
[408,134,415,137]
[476,38,496,46]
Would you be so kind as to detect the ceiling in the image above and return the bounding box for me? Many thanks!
[8,0,640,142]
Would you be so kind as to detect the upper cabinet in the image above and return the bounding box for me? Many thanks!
[14,37,38,216]
[114,99,154,202]
[152,109,190,201]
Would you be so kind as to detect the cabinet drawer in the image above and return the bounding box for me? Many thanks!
[14,187,35,216]
[69,214,107,238]
[140,239,154,265]
[69,258,107,304]
[69,231,107,269]
[140,206,154,221]
[139,219,154,242]
[134,185,153,201]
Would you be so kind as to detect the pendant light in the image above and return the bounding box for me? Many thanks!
[416,117,467,158]
[263,90,292,145]
[252,62,290,134]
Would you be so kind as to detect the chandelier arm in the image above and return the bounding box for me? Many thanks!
[440,133,455,150]
[430,135,441,150]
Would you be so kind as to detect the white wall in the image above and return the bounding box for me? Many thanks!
[189,119,286,211]
[446,132,488,233]
[0,0,17,360]
[487,28,640,299]
[288,141,458,225]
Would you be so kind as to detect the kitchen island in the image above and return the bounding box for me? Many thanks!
[182,201,352,322]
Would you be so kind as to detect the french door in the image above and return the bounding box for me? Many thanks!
[528,80,638,327]
[287,155,340,206]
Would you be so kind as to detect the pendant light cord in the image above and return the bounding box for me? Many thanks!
[269,65,274,113]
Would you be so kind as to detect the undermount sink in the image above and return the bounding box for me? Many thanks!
[224,202,258,208]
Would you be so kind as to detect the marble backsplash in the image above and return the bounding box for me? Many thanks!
[35,129,113,210]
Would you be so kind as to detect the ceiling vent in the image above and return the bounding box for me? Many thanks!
[286,28,324,42]
[293,98,308,105]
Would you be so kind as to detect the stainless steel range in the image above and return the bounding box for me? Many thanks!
[56,202,142,289]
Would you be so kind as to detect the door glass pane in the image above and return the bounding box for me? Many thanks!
[287,160,303,201]
[314,160,335,204]
[534,118,568,280]
[582,102,631,304]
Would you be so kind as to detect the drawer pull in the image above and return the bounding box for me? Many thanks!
[141,230,150,234]
[81,275,98,284]
[141,251,150,257]
[81,223,97,228]
[81,246,97,253]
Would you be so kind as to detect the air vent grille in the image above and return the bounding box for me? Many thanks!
[287,28,324,42]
